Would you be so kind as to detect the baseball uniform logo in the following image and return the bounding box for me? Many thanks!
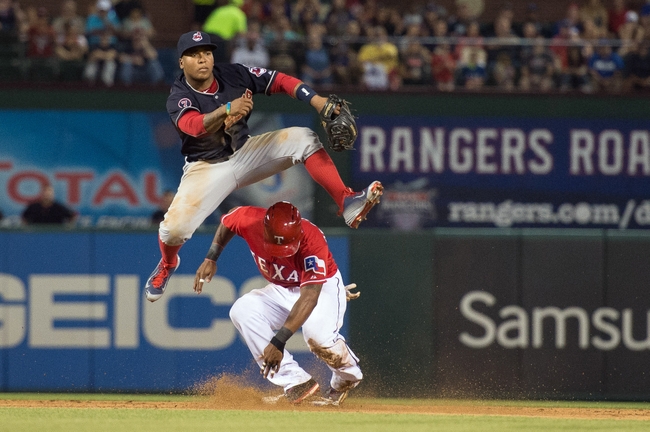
[304,256,326,275]
[192,32,203,42]
[178,98,192,108]
[248,67,267,77]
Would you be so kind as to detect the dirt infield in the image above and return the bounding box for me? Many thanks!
[1,398,650,420]
[1,375,649,421]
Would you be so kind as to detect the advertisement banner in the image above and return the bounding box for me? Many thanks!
[0,111,315,228]
[431,234,650,399]
[0,231,349,392]
[352,116,650,229]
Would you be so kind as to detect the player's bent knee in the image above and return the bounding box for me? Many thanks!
[307,339,356,369]
[291,127,323,148]
[159,222,194,246]
[229,293,263,325]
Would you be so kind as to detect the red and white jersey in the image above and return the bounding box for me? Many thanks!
[221,206,338,288]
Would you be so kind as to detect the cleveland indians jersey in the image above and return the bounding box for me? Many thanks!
[222,207,338,288]
[166,64,277,162]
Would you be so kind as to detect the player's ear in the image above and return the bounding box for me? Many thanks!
[179,58,184,70]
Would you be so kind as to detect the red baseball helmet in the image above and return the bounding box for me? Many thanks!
[263,202,304,258]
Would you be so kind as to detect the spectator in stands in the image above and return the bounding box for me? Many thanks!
[458,45,486,90]
[518,20,539,66]
[399,22,422,53]
[22,185,76,225]
[580,0,608,35]
[429,18,449,51]
[448,0,478,36]
[402,1,423,28]
[588,40,625,93]
[151,190,174,226]
[399,38,431,87]
[262,14,300,45]
[192,0,217,28]
[0,0,20,35]
[493,51,517,91]
[231,21,269,67]
[118,33,164,85]
[421,4,441,39]
[624,41,650,92]
[83,29,117,86]
[430,43,455,91]
[561,43,591,92]
[293,0,321,34]
[121,6,154,41]
[485,12,519,78]
[55,21,88,81]
[519,36,555,92]
[204,0,247,63]
[617,11,644,57]
[113,0,143,23]
[85,0,120,49]
[300,30,333,87]
[454,20,483,62]
[555,3,581,36]
[640,3,650,36]
[608,0,630,36]
[325,0,351,37]
[581,17,604,43]
[51,0,84,37]
[330,39,362,85]
[26,7,58,81]
[358,25,399,90]
[342,19,363,52]
[265,15,300,75]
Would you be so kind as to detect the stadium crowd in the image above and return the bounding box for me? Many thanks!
[0,0,649,93]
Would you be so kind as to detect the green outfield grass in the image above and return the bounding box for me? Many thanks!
[1,393,649,432]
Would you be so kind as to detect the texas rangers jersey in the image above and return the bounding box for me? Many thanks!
[221,207,338,288]
[166,64,277,162]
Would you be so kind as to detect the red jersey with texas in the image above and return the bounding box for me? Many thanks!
[221,207,338,288]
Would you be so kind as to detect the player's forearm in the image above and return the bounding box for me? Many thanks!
[203,105,229,134]
[205,223,235,261]
[282,283,322,333]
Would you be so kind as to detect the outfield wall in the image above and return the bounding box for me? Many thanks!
[1,228,649,400]
[349,229,650,400]
[0,229,349,392]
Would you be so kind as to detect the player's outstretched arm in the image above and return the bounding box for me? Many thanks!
[193,222,236,294]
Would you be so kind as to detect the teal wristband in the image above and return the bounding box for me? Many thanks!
[226,102,231,115]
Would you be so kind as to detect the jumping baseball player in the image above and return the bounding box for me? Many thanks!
[145,30,382,302]
[194,201,363,405]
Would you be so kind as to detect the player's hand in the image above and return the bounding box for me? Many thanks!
[224,97,254,129]
[310,95,341,116]
[193,259,217,294]
[261,343,284,379]
[229,96,253,117]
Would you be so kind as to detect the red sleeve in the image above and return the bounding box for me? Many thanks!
[269,72,301,97]
[178,110,208,137]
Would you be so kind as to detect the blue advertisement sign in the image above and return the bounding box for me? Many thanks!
[0,231,349,392]
[0,110,315,228]
[352,116,650,229]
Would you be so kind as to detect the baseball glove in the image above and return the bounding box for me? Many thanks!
[319,94,357,152]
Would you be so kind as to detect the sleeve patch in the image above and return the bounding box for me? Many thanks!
[178,98,192,108]
[304,255,326,275]
[248,67,267,77]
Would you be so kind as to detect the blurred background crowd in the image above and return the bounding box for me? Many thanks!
[1,0,650,93]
